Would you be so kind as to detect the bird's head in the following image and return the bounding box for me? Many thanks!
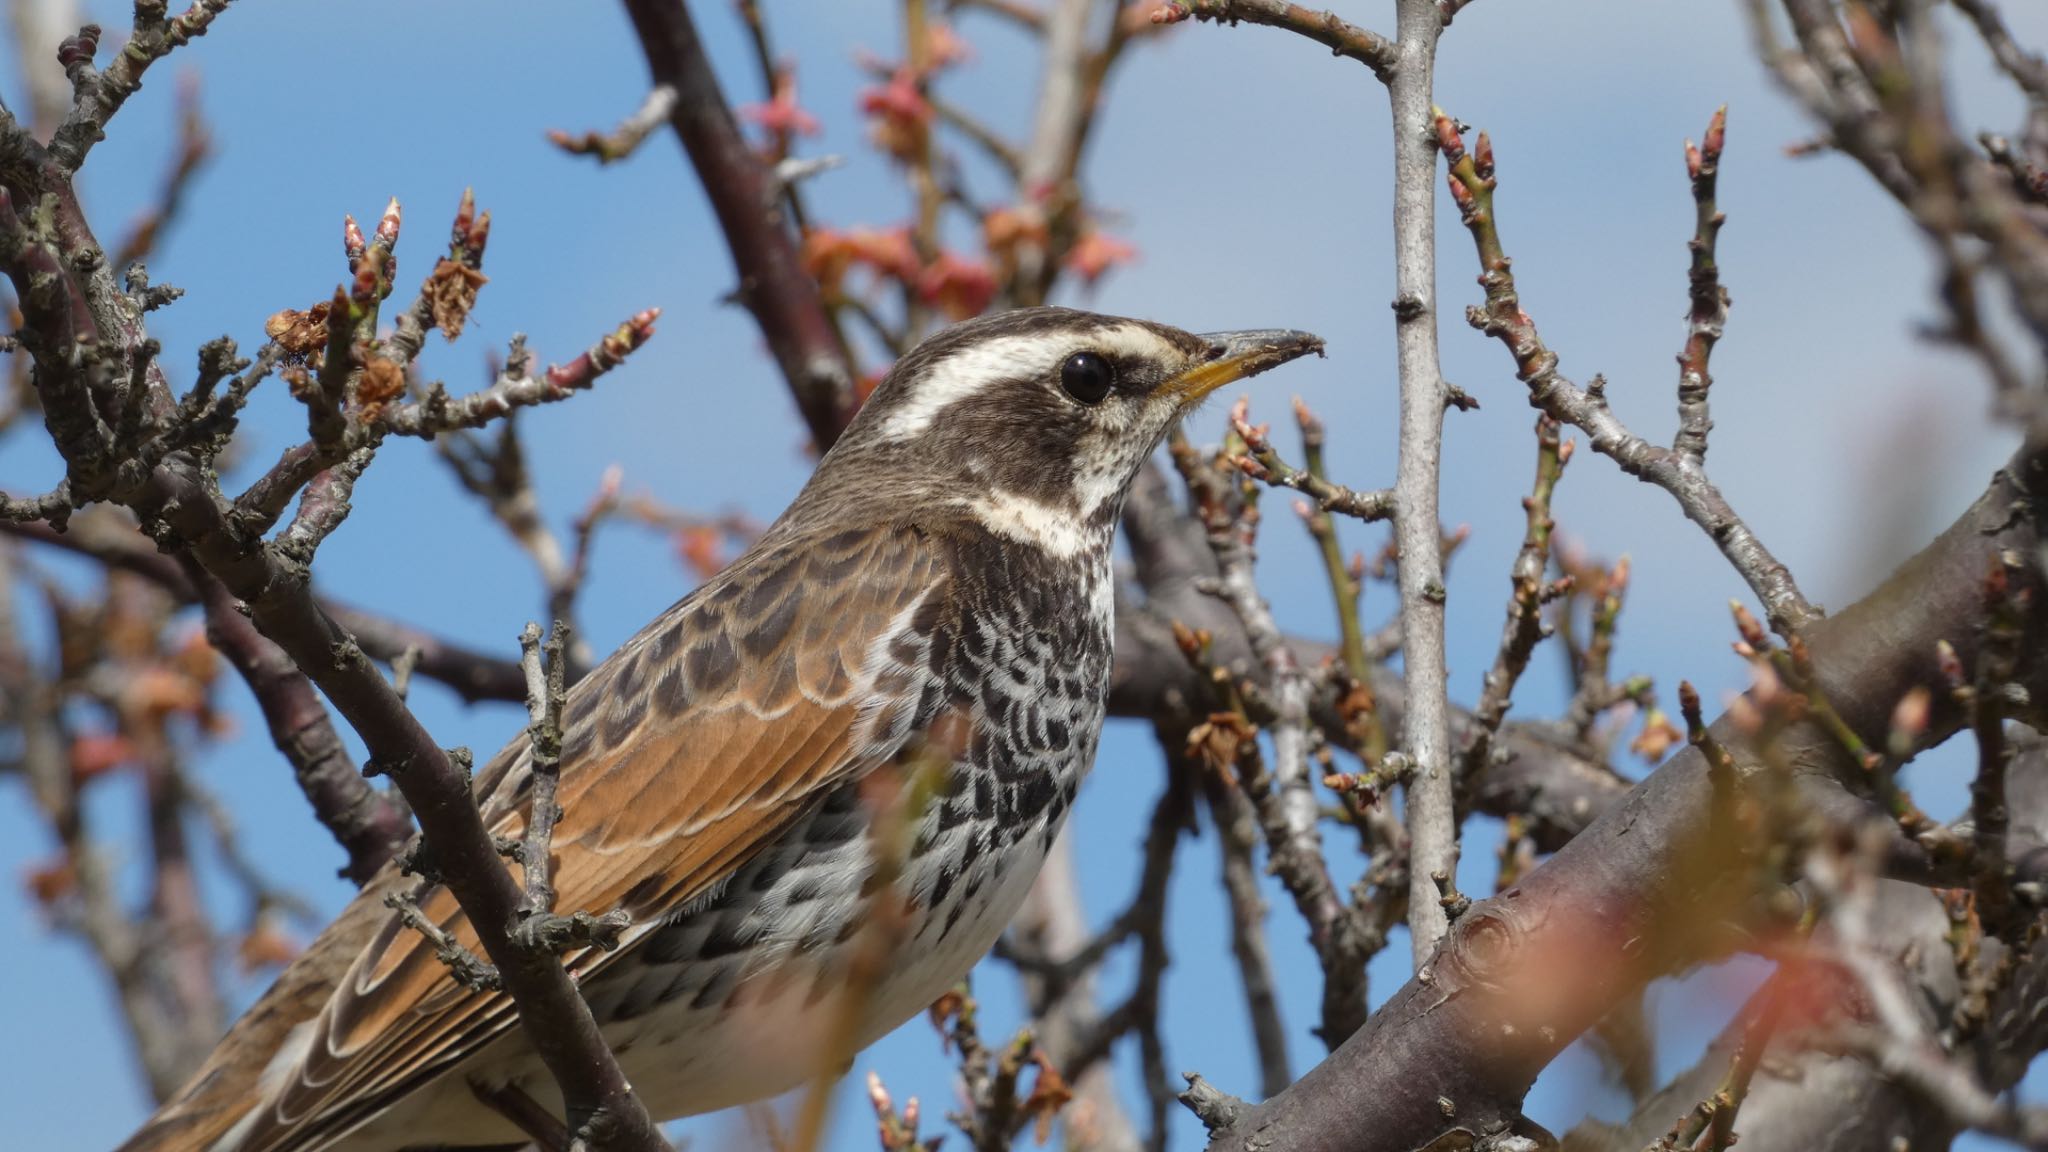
[816,307,1324,552]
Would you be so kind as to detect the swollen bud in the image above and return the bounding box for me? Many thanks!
[1431,106,1464,162]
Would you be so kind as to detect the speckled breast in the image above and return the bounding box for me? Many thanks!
[572,529,1115,1116]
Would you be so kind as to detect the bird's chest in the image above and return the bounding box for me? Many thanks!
[586,556,1112,1097]
[878,550,1113,960]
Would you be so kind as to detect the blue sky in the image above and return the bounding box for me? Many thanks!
[1,1,2043,1149]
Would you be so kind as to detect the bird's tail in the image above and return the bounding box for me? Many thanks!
[113,879,399,1152]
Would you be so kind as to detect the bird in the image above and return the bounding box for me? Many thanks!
[120,306,1323,1152]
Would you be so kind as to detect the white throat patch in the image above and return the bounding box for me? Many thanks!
[963,489,1105,559]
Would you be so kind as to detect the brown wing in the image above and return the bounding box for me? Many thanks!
[227,524,946,1152]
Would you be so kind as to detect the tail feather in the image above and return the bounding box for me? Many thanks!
[115,878,399,1152]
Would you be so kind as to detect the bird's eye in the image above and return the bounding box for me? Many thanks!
[1060,351,1115,405]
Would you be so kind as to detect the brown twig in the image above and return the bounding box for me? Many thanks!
[47,4,233,171]
[1675,107,1729,466]
[1203,772,1293,1098]
[1951,0,2048,105]
[1171,434,1369,1045]
[382,312,661,438]
[548,84,679,165]
[1229,402,1395,522]
[0,515,530,703]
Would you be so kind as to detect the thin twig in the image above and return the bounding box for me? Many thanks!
[1203,773,1292,1097]
[1230,404,1395,522]
[547,84,679,165]
[1437,108,1818,637]
[47,3,234,171]
[1152,0,1398,82]
[1459,414,1570,785]
[381,312,661,438]
[1675,107,1729,466]
[1173,437,1368,1043]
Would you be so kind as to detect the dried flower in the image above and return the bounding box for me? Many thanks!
[1629,709,1682,762]
[425,258,489,341]
[265,301,333,358]
[917,251,996,320]
[740,64,822,158]
[1064,230,1138,287]
[859,67,932,163]
[356,356,407,420]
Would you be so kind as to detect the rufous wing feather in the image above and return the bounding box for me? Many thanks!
[125,525,946,1152]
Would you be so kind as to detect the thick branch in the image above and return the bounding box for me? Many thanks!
[1580,727,2048,1152]
[1200,449,2048,1152]
[620,0,855,450]
[183,555,411,885]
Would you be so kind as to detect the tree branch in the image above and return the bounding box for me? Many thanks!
[182,554,411,885]
[0,87,670,1147]
[1,516,529,703]
[620,0,855,451]
[1199,448,2048,1152]
[1387,0,1456,966]
[1153,0,1398,82]
[1437,109,1819,636]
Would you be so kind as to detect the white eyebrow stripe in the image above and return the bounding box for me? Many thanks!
[880,334,1055,440]
[878,322,1179,440]
[1091,322,1176,362]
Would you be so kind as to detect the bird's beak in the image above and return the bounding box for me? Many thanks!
[1167,329,1326,405]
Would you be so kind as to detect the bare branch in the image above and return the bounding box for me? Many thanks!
[1,515,530,703]
[1952,0,2048,105]
[183,554,411,885]
[621,0,856,450]
[547,84,678,165]
[47,4,233,171]
[1459,414,1570,785]
[381,311,661,439]
[1437,109,1819,637]
[1199,450,2047,1152]
[1387,0,1456,966]
[1170,436,1369,1044]
[1152,0,1397,82]
[1230,404,1395,522]
[1674,107,1728,466]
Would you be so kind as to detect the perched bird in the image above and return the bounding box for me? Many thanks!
[121,306,1322,1152]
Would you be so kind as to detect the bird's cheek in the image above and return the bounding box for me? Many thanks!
[1138,396,1188,441]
